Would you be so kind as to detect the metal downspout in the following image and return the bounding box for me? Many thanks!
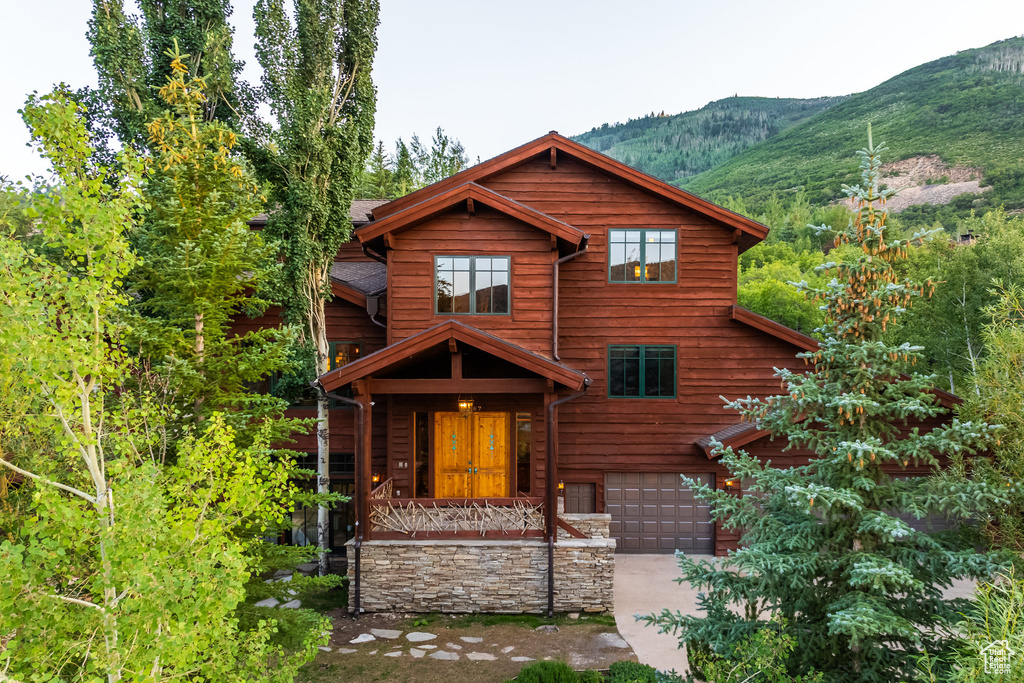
[545,379,592,617]
[365,286,387,329]
[552,238,589,361]
[317,385,366,619]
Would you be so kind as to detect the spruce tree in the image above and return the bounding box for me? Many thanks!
[251,0,379,575]
[128,45,299,452]
[392,138,416,196]
[359,139,394,199]
[644,132,1014,683]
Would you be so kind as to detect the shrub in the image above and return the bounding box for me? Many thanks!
[508,660,582,683]
[608,660,658,682]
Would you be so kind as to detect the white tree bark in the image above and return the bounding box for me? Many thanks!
[308,264,332,577]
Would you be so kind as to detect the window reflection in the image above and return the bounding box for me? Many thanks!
[609,229,676,282]
[435,255,510,314]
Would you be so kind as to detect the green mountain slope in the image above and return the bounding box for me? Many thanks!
[679,37,1024,210]
[572,96,843,182]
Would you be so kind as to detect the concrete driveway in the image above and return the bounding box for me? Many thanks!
[614,553,978,675]
[614,553,713,674]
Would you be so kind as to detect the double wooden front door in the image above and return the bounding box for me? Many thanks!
[434,412,509,498]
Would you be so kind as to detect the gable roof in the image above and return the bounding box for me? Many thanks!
[248,198,389,229]
[316,319,587,392]
[370,132,769,252]
[357,182,587,252]
[731,305,818,352]
[696,422,771,459]
[730,305,960,409]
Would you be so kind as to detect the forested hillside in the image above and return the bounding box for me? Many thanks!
[682,36,1024,215]
[574,36,1024,226]
[573,96,841,182]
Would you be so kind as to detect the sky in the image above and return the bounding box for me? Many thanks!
[3,0,1023,179]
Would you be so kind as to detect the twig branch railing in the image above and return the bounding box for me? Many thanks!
[369,496,545,539]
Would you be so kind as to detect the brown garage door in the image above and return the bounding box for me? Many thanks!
[605,472,714,553]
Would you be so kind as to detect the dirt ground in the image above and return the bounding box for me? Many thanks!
[296,610,638,683]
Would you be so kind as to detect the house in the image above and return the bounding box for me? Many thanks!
[251,132,957,614]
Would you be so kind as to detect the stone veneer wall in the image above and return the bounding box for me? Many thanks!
[349,513,616,614]
[559,513,612,540]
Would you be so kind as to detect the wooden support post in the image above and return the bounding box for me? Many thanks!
[550,146,557,170]
[354,380,373,541]
[543,390,555,540]
[467,197,476,215]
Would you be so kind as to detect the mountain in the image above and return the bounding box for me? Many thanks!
[573,96,843,183]
[575,37,1024,220]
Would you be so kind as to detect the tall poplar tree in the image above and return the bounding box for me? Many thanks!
[87,0,250,152]
[645,132,1014,683]
[251,0,379,575]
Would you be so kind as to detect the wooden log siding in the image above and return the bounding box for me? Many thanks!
[385,206,558,355]
[475,158,806,484]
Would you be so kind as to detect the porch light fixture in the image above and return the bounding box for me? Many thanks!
[372,473,381,485]
[558,480,565,492]
[457,395,475,416]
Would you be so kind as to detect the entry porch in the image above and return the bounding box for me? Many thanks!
[315,320,614,614]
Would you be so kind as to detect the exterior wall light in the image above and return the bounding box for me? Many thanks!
[372,473,381,485]
[457,396,474,416]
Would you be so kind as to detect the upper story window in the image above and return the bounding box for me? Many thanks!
[435,256,510,315]
[608,344,676,398]
[608,229,677,283]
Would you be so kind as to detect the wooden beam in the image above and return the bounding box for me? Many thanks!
[550,146,557,170]
[466,197,475,215]
[367,378,547,394]
[451,350,463,380]
[730,228,742,245]
[384,232,396,250]
[557,517,587,539]
[448,338,458,354]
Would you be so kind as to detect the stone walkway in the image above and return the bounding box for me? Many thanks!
[321,625,629,663]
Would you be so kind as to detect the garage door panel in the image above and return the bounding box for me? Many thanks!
[606,472,715,554]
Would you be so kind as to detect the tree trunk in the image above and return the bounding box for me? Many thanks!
[313,272,331,577]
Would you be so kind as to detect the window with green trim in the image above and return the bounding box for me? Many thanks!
[435,256,510,314]
[609,229,677,282]
[608,344,676,398]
